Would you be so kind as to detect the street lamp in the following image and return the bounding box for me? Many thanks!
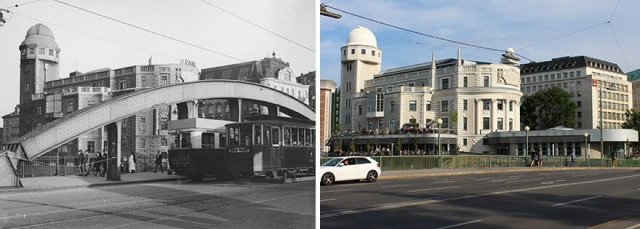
[584,133,589,167]
[524,126,530,157]
[436,118,443,168]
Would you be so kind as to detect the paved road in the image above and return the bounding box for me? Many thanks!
[321,169,640,229]
[0,179,314,228]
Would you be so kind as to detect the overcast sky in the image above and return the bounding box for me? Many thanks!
[0,0,315,126]
[321,0,640,84]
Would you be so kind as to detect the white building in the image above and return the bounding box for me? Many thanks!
[336,26,522,154]
[520,56,632,129]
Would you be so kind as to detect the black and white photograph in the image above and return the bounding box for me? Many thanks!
[0,0,315,228]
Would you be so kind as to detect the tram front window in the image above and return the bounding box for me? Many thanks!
[284,126,291,146]
[228,126,239,147]
[240,125,253,146]
[263,125,271,146]
[292,127,299,146]
[272,127,280,145]
[305,129,311,146]
[254,124,262,145]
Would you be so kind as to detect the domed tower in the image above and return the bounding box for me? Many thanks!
[339,26,381,130]
[18,24,60,135]
[19,23,60,104]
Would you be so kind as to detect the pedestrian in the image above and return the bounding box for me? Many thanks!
[77,150,85,175]
[129,152,136,173]
[538,150,544,167]
[611,152,617,168]
[101,152,108,177]
[530,150,538,167]
[155,151,164,173]
[570,152,576,167]
[83,150,90,176]
[94,152,103,176]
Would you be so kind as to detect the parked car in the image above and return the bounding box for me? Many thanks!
[319,156,381,185]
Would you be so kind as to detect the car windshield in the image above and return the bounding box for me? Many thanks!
[322,158,343,166]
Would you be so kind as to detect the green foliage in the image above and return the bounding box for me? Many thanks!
[349,138,356,152]
[366,142,372,153]
[520,87,577,130]
[622,109,640,130]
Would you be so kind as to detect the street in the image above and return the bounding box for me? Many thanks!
[0,179,314,228]
[321,169,640,228]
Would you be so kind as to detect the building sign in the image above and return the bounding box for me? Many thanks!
[592,79,598,87]
[180,59,197,67]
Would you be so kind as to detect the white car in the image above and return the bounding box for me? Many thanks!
[319,157,381,185]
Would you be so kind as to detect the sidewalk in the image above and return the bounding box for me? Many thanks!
[379,167,640,180]
[1,171,181,194]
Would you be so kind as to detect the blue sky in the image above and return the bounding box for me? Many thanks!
[320,0,640,84]
[0,0,315,123]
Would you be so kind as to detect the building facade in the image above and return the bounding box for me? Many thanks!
[3,23,201,159]
[626,69,640,110]
[520,56,632,129]
[335,26,522,154]
[2,106,20,146]
[320,79,337,153]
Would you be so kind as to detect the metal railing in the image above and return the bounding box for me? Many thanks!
[16,155,160,177]
[320,155,640,171]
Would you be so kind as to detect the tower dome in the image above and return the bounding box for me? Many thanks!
[346,26,377,48]
[20,23,59,48]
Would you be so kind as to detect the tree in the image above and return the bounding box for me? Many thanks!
[520,87,577,130]
[622,109,640,130]
[349,137,356,153]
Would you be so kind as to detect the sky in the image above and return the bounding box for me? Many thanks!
[320,0,640,85]
[0,0,315,126]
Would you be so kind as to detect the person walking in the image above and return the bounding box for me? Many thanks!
[538,150,544,167]
[570,152,576,167]
[94,152,103,176]
[77,150,85,175]
[83,150,90,176]
[129,152,136,173]
[155,151,164,173]
[611,152,617,168]
[101,152,108,177]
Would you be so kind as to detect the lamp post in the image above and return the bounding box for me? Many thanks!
[436,118,443,168]
[524,126,530,157]
[584,133,589,167]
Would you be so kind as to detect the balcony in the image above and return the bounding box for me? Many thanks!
[62,87,111,95]
[366,111,384,118]
[31,93,45,100]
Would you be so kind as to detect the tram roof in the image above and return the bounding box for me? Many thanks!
[229,115,315,127]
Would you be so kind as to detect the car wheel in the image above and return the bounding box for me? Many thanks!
[366,170,378,182]
[321,173,335,186]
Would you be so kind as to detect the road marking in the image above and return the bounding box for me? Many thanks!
[541,179,566,185]
[573,173,600,177]
[552,195,603,207]
[321,198,336,202]
[382,184,409,188]
[436,220,482,229]
[321,173,640,218]
[407,186,461,193]
[506,178,542,183]
[626,223,640,229]
[323,189,353,193]
[433,180,455,184]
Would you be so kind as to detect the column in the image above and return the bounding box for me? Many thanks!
[514,100,520,130]
[475,98,482,135]
[106,122,121,181]
[116,120,122,168]
[504,100,509,131]
[491,99,497,131]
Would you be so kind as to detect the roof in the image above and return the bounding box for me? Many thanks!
[346,26,377,48]
[520,56,623,75]
[20,24,59,49]
[626,69,640,81]
[379,58,489,77]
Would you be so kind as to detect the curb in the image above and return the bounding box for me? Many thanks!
[0,177,184,194]
[378,167,640,181]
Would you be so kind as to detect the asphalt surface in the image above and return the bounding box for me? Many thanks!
[0,179,314,229]
[321,169,640,229]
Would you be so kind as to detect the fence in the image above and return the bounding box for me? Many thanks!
[320,155,640,171]
[16,155,160,177]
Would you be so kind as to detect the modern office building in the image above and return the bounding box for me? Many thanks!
[320,79,337,153]
[520,56,632,129]
[333,26,523,154]
[626,69,640,110]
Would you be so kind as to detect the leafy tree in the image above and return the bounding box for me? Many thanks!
[520,87,577,130]
[622,109,640,130]
[395,138,402,155]
[349,137,356,153]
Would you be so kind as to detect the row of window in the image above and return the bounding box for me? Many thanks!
[522,82,582,94]
[598,101,629,111]
[522,71,582,83]
[343,48,380,57]
[22,48,59,57]
[228,125,315,147]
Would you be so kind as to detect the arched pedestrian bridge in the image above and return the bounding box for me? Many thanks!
[6,80,315,161]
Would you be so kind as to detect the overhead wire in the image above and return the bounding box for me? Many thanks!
[200,0,314,53]
[518,21,610,50]
[2,0,45,9]
[606,0,628,69]
[323,4,536,62]
[52,0,244,62]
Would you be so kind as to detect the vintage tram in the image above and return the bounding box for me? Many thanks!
[168,115,315,181]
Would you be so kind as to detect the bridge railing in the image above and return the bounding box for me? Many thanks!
[16,155,159,177]
[320,155,640,171]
